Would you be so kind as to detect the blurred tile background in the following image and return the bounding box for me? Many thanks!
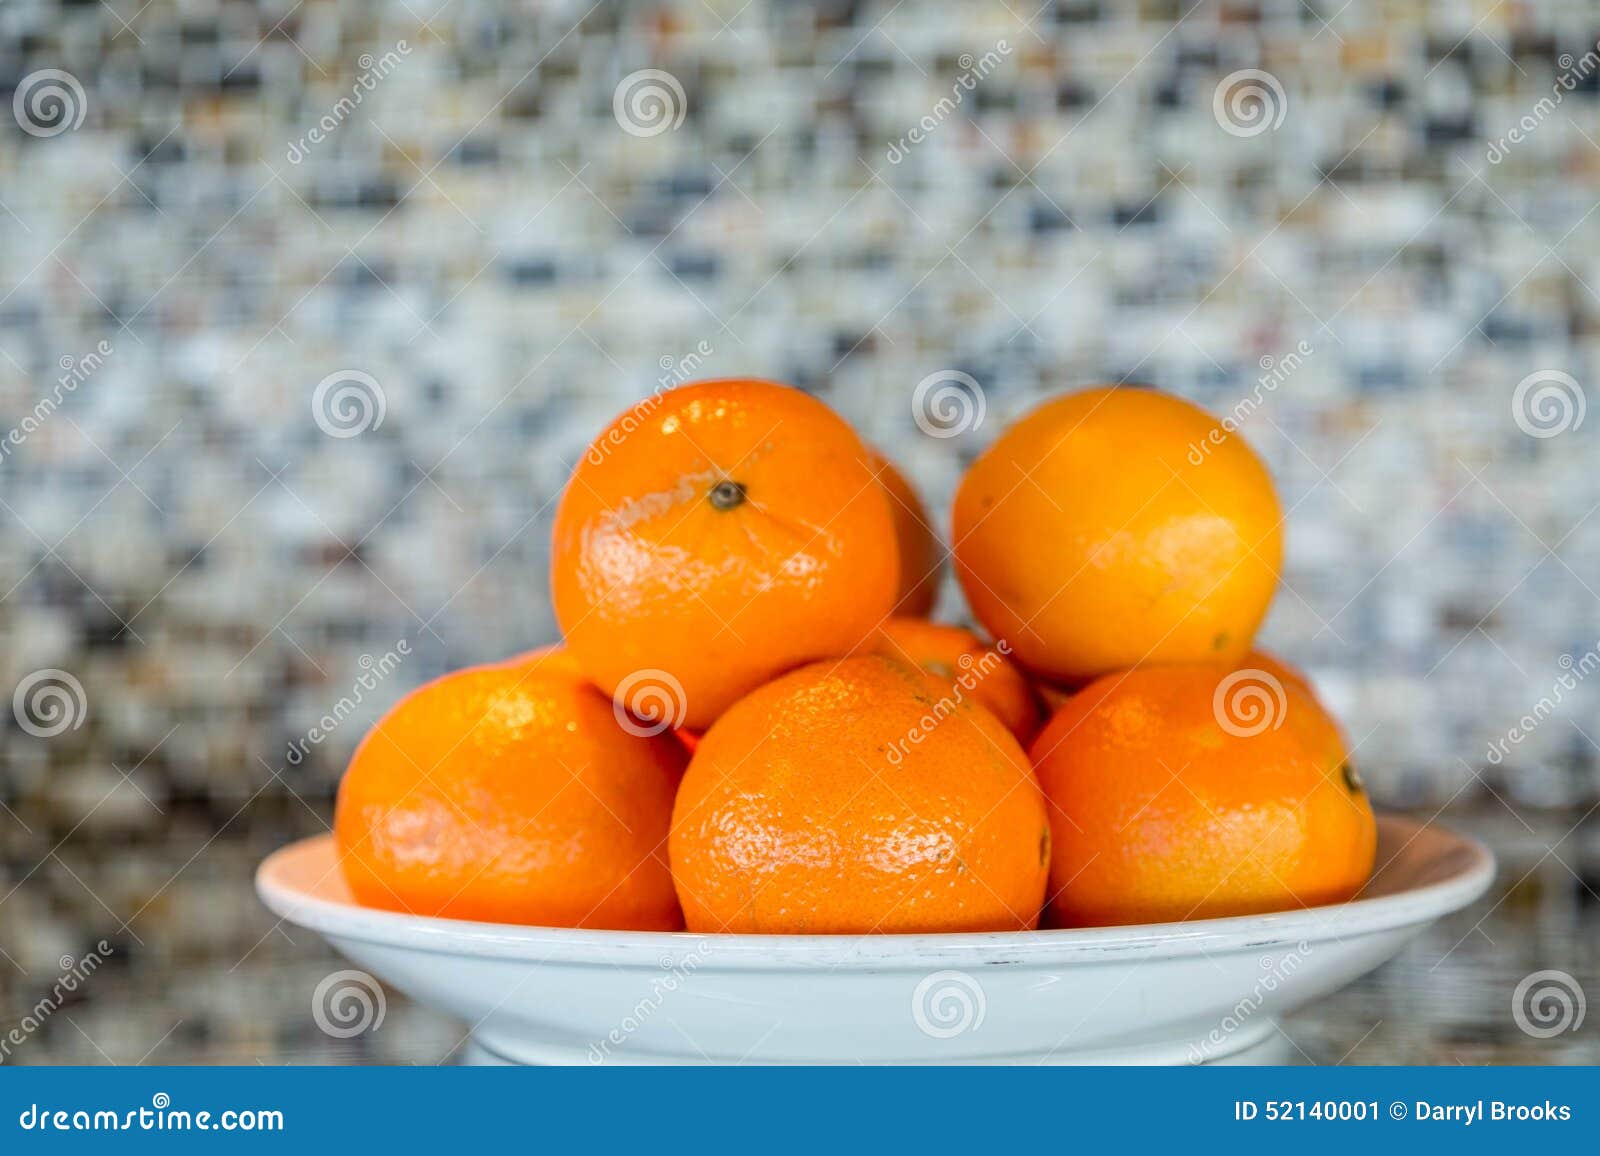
[0,0,1596,1062]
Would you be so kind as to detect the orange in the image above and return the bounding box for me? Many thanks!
[334,658,686,930]
[1030,663,1374,927]
[1240,648,1360,789]
[552,379,898,730]
[871,448,941,616]
[952,386,1283,686]
[495,643,583,677]
[1244,647,1315,698]
[870,617,1042,745]
[669,655,1049,934]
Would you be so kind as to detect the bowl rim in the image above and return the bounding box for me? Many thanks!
[255,814,1495,968]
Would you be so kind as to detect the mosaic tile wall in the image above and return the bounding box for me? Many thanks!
[1,0,1597,1062]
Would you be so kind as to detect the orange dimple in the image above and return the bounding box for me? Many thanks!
[870,448,942,617]
[669,655,1050,934]
[869,617,1043,745]
[334,654,686,930]
[552,379,898,730]
[952,386,1283,686]
[1030,663,1375,928]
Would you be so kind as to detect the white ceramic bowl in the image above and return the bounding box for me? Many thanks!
[257,814,1492,1065]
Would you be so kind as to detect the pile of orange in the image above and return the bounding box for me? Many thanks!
[335,378,1376,933]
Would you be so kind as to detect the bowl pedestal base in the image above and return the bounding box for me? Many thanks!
[455,1019,1296,1066]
